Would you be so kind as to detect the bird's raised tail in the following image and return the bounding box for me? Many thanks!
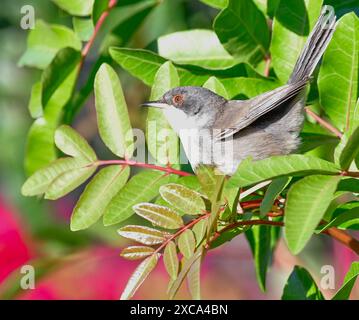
[289,5,336,84]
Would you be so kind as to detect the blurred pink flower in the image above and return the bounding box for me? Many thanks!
[0,196,33,283]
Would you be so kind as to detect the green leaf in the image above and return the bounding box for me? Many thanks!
[187,255,201,300]
[103,170,170,226]
[18,20,81,69]
[104,1,157,47]
[44,165,96,200]
[133,203,184,230]
[28,82,43,118]
[246,225,274,291]
[200,0,228,10]
[210,226,246,249]
[324,0,359,13]
[203,77,229,99]
[332,262,359,300]
[120,253,160,300]
[73,17,94,41]
[147,62,180,165]
[220,77,279,99]
[41,47,81,107]
[260,177,291,216]
[54,125,97,162]
[120,246,155,260]
[285,175,340,254]
[52,0,94,16]
[118,225,167,245]
[24,123,55,176]
[110,47,207,86]
[178,230,196,259]
[163,241,179,280]
[282,266,324,300]
[21,157,89,197]
[192,219,208,245]
[322,191,358,221]
[168,248,204,299]
[271,0,323,83]
[70,165,130,231]
[176,176,202,193]
[158,30,235,70]
[109,47,253,87]
[94,63,134,158]
[318,13,359,131]
[159,183,206,216]
[319,207,359,232]
[25,66,78,175]
[338,125,359,170]
[195,165,218,199]
[229,155,340,188]
[213,0,270,65]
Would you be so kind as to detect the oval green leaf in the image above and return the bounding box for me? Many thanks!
[213,0,270,65]
[44,165,96,200]
[178,229,196,259]
[21,157,91,197]
[120,246,155,260]
[318,13,359,131]
[103,170,171,226]
[229,155,340,188]
[118,225,167,245]
[133,203,183,230]
[52,0,94,16]
[55,125,97,162]
[158,30,235,70]
[70,165,130,231]
[94,63,134,158]
[163,241,179,280]
[120,253,160,300]
[159,183,206,216]
[285,175,340,255]
[18,20,81,69]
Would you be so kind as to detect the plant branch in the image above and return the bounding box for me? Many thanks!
[341,171,359,178]
[264,55,271,77]
[305,107,343,139]
[81,0,117,62]
[324,228,359,255]
[154,213,210,254]
[95,159,192,177]
[207,219,359,255]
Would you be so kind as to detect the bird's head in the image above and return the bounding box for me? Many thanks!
[142,86,226,131]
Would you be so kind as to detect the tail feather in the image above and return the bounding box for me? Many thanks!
[289,5,336,84]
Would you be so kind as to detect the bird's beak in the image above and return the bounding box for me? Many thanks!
[141,100,169,109]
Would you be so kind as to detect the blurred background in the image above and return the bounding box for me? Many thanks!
[0,0,358,299]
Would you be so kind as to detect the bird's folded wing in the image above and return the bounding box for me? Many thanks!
[214,79,308,140]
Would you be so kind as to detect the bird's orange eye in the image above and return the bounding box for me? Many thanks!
[172,94,184,105]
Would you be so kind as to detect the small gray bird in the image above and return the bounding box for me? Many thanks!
[143,7,336,175]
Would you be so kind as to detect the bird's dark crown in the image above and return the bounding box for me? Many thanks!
[162,86,227,117]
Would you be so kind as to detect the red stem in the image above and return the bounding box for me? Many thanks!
[80,0,117,65]
[154,213,210,254]
[341,171,359,178]
[305,107,343,139]
[208,219,359,255]
[264,55,271,77]
[95,160,192,177]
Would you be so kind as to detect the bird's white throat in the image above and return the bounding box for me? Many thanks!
[162,106,235,175]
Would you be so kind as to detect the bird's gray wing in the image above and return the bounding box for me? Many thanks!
[214,79,308,140]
